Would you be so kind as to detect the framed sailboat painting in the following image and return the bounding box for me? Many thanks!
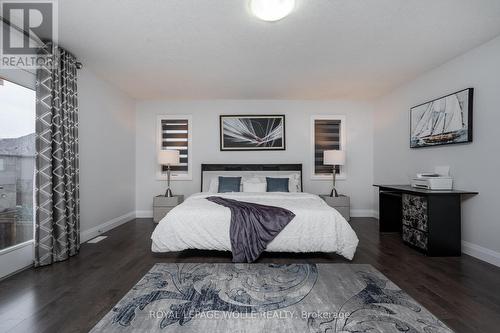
[410,88,473,148]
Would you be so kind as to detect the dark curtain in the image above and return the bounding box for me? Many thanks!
[34,43,80,267]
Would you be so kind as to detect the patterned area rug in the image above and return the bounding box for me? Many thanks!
[90,263,453,333]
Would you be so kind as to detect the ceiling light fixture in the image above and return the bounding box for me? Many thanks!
[249,0,295,22]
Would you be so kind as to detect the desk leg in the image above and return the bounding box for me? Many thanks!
[427,195,461,256]
[379,190,402,232]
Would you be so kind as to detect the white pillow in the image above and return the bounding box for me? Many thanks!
[208,177,219,193]
[245,177,262,183]
[286,174,301,192]
[243,181,267,193]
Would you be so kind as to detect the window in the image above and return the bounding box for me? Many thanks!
[311,115,346,179]
[157,115,192,180]
[0,78,36,252]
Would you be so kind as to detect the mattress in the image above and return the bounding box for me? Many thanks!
[151,192,359,260]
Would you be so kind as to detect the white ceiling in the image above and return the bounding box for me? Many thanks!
[59,0,500,100]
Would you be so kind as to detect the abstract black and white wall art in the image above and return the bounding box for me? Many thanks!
[220,115,285,151]
[410,88,473,148]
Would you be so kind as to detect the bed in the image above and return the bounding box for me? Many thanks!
[151,164,359,260]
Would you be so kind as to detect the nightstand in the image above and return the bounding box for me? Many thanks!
[153,195,184,223]
[319,194,350,221]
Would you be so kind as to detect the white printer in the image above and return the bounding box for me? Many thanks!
[411,166,453,190]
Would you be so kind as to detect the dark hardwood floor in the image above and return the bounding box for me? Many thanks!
[1,217,499,333]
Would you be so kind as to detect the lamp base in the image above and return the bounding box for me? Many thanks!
[165,188,173,197]
[330,188,339,197]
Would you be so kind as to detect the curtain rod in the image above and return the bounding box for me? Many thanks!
[1,16,83,70]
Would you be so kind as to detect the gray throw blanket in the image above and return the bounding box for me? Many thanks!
[206,196,296,263]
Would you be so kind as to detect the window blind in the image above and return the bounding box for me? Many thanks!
[314,119,341,175]
[160,118,189,173]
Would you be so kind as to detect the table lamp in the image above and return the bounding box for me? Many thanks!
[323,150,346,197]
[158,150,180,197]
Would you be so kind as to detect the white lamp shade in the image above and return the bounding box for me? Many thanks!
[323,150,346,165]
[158,150,180,165]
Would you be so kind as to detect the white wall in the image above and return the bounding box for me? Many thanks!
[135,100,374,216]
[373,35,500,265]
[78,68,136,240]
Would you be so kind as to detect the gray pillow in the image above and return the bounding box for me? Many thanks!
[218,177,241,193]
[266,177,289,192]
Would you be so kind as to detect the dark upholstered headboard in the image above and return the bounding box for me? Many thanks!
[201,164,303,192]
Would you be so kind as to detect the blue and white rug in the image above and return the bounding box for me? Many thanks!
[90,263,453,333]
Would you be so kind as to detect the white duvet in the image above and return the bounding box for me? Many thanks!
[151,192,359,260]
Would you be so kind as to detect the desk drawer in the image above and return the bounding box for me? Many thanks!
[402,225,428,251]
[402,194,428,232]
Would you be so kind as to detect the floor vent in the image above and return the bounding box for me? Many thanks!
[87,236,108,244]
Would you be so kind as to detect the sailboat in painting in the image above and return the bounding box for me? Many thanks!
[411,89,472,147]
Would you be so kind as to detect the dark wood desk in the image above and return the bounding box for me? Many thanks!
[374,185,478,256]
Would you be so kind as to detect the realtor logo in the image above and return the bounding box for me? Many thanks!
[0,0,57,68]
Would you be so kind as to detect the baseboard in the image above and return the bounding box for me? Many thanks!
[462,241,500,267]
[80,211,136,243]
[136,210,153,218]
[350,209,377,218]
[0,241,33,280]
